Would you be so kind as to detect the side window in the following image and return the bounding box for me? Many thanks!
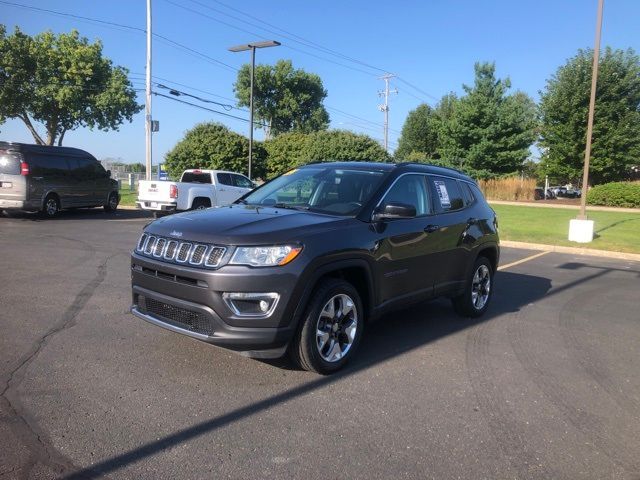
[91,160,107,178]
[28,154,69,177]
[216,173,233,186]
[75,158,95,180]
[460,182,476,206]
[382,174,431,216]
[430,176,465,211]
[232,174,253,189]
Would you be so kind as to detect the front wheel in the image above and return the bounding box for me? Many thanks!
[290,278,363,374]
[452,256,494,318]
[104,192,119,212]
[42,194,60,218]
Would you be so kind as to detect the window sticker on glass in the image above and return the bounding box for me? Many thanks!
[434,180,451,208]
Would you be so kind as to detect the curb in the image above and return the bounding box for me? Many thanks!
[501,240,640,262]
[489,200,640,213]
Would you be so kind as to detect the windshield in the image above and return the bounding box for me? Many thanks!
[239,166,388,216]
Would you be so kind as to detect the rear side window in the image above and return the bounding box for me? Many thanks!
[28,154,69,177]
[430,176,464,211]
[182,172,212,184]
[232,174,252,188]
[0,151,21,175]
[217,173,233,186]
[460,182,476,206]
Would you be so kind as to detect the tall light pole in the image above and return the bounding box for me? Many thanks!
[569,0,604,243]
[145,0,152,181]
[228,40,281,180]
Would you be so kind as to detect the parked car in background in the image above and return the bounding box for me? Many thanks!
[0,142,119,218]
[136,169,254,216]
[534,187,556,200]
[130,162,500,374]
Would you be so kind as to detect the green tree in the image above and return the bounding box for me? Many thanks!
[234,59,329,138]
[539,48,640,184]
[164,123,266,180]
[437,62,537,176]
[265,130,389,178]
[395,104,439,160]
[0,26,141,145]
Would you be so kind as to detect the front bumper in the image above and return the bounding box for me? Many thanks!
[130,253,300,358]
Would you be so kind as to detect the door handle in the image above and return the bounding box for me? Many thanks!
[424,224,440,233]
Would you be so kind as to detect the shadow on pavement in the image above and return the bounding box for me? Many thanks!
[63,270,551,479]
[1,208,153,222]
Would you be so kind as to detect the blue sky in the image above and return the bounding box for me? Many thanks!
[1,0,639,165]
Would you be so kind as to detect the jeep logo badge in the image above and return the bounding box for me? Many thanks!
[169,230,183,238]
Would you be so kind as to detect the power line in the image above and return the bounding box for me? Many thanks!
[182,0,387,76]
[396,77,439,102]
[161,0,380,77]
[153,91,266,127]
[0,0,237,73]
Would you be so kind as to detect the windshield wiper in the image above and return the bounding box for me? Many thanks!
[272,203,309,211]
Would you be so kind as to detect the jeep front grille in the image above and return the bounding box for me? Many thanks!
[135,233,226,269]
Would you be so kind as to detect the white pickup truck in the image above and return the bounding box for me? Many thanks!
[136,169,254,215]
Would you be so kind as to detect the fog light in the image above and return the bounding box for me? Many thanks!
[222,292,280,317]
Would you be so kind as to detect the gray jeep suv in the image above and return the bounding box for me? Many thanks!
[131,162,499,374]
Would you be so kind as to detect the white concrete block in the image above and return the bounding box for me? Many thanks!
[568,219,594,243]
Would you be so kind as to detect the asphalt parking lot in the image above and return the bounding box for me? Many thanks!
[1,208,639,480]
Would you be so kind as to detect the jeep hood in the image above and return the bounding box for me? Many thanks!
[144,204,356,245]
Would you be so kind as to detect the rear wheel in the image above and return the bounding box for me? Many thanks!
[104,192,119,212]
[290,278,363,374]
[452,256,493,318]
[42,194,60,218]
[191,199,210,210]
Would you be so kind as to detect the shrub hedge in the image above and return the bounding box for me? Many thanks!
[586,182,640,208]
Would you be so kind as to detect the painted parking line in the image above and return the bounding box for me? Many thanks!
[498,251,549,271]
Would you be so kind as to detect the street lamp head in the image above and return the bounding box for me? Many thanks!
[228,40,281,52]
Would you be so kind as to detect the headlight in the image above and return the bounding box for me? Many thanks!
[230,245,302,267]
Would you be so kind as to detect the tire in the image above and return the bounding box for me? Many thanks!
[104,192,119,212]
[452,256,494,318]
[290,278,364,374]
[42,194,60,218]
[191,199,210,210]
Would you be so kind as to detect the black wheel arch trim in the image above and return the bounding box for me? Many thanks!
[286,256,376,335]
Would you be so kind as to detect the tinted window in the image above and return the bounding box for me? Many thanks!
[0,151,21,175]
[75,158,102,180]
[431,176,464,211]
[460,182,476,206]
[232,174,253,188]
[217,173,233,186]
[382,174,431,216]
[28,154,69,177]
[182,172,212,184]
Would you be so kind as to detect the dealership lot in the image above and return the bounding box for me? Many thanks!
[1,209,639,480]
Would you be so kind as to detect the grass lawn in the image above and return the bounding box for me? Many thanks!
[491,204,640,254]
[119,186,137,207]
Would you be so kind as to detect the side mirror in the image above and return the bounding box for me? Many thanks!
[106,169,111,178]
[372,202,416,222]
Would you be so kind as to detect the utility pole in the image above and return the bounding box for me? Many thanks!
[145,0,152,181]
[378,74,397,152]
[568,0,604,244]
